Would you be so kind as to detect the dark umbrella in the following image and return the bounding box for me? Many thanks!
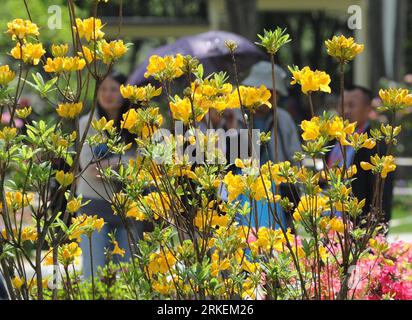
[128,30,267,86]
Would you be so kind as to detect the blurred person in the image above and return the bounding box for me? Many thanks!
[327,85,394,225]
[225,61,301,230]
[238,61,301,165]
[77,71,141,278]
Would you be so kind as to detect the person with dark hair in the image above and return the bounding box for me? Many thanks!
[327,85,394,226]
[77,71,141,278]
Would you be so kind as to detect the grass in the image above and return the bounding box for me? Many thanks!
[389,196,412,234]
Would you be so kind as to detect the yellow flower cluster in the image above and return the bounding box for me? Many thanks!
[325,35,364,63]
[10,42,45,65]
[360,155,396,178]
[78,46,96,63]
[293,195,329,221]
[126,192,171,221]
[16,106,32,119]
[0,126,17,142]
[121,107,163,137]
[223,159,280,203]
[1,226,37,243]
[194,208,230,231]
[51,43,69,57]
[44,242,82,266]
[210,251,230,277]
[290,66,331,94]
[191,78,234,112]
[55,170,74,187]
[4,191,33,211]
[300,115,357,146]
[144,54,184,81]
[69,214,105,241]
[56,102,83,119]
[44,57,86,73]
[66,196,83,213]
[379,88,412,112]
[319,216,345,233]
[74,17,105,42]
[231,85,272,110]
[0,65,15,86]
[249,227,294,255]
[7,18,39,40]
[112,240,126,257]
[169,95,208,124]
[223,171,246,202]
[147,250,177,275]
[120,84,162,103]
[101,39,128,63]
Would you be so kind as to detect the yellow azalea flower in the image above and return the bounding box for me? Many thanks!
[121,107,163,137]
[55,170,74,187]
[51,43,69,57]
[120,108,138,131]
[325,35,364,63]
[152,278,176,295]
[360,155,396,178]
[112,240,126,257]
[12,276,25,290]
[223,171,246,202]
[379,88,412,112]
[249,176,272,201]
[211,252,230,277]
[56,102,83,119]
[169,95,199,123]
[300,117,320,141]
[15,106,32,119]
[144,54,184,81]
[70,214,105,241]
[126,203,147,221]
[66,197,82,213]
[78,45,96,63]
[194,209,229,231]
[329,217,344,233]
[10,42,45,65]
[101,39,128,63]
[261,161,289,185]
[144,192,171,220]
[235,158,245,169]
[230,85,272,109]
[7,19,39,39]
[290,66,331,94]
[362,138,376,150]
[119,84,162,103]
[0,65,15,85]
[319,217,329,230]
[44,57,86,73]
[60,242,82,266]
[318,245,329,262]
[5,191,33,210]
[43,57,64,73]
[147,251,176,275]
[21,226,37,242]
[43,250,54,266]
[62,56,86,72]
[92,116,114,132]
[293,195,329,221]
[0,126,17,142]
[325,116,356,145]
[74,17,105,42]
